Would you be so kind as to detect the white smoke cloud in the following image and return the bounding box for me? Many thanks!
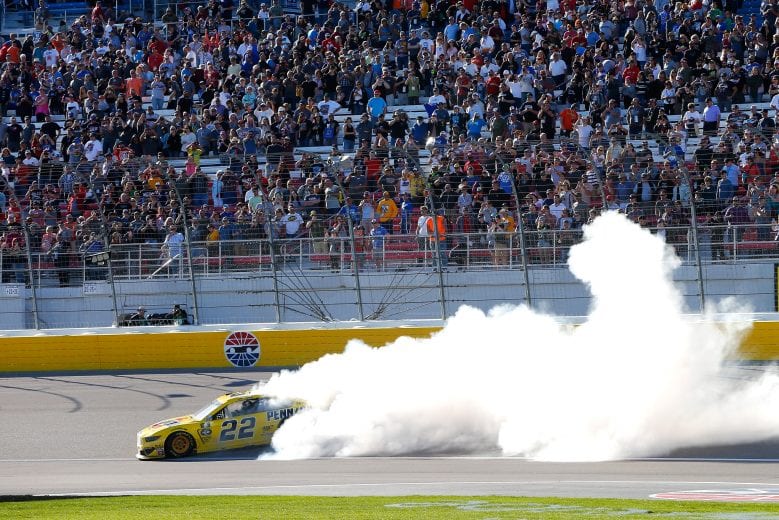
[260,212,779,461]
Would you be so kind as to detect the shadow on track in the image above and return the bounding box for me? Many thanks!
[0,384,82,413]
[663,438,779,461]
[36,376,172,412]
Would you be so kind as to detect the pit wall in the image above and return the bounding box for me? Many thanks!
[0,319,778,373]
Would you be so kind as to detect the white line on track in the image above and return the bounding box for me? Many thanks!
[37,480,779,497]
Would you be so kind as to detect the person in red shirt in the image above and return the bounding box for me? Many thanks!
[485,70,501,96]
[7,44,20,64]
[623,60,641,85]
[113,143,133,163]
[204,63,220,87]
[125,69,144,98]
[147,48,163,71]
[5,199,21,223]
[91,1,105,23]
[148,36,167,57]
[455,69,472,105]
[321,33,341,55]
[463,155,483,177]
[571,28,587,48]
[50,32,65,53]
[559,104,579,137]
[742,157,763,186]
[470,48,484,68]
[562,23,578,47]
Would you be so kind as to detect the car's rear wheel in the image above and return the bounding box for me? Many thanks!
[165,432,195,458]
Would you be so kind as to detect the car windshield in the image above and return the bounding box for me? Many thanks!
[192,399,224,421]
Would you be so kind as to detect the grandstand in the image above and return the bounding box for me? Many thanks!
[0,0,777,328]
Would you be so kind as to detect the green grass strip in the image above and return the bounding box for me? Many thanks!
[2,495,779,519]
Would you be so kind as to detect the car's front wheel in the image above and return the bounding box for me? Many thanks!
[164,431,195,458]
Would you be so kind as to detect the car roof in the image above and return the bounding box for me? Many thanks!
[220,390,264,403]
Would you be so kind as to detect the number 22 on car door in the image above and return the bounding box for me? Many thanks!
[217,399,260,448]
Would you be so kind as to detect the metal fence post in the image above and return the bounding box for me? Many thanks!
[508,163,532,308]
[180,208,201,325]
[424,178,447,320]
[334,172,364,321]
[256,182,282,323]
[20,217,40,329]
[683,168,706,313]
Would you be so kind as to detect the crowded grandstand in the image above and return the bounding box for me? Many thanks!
[0,0,778,286]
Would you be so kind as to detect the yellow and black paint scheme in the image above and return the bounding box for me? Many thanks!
[136,390,306,460]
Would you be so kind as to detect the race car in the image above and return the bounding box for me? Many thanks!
[136,391,306,460]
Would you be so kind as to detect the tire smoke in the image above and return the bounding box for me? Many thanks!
[260,213,779,460]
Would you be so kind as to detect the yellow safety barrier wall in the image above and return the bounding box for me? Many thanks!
[0,321,777,373]
[739,322,779,361]
[0,326,441,373]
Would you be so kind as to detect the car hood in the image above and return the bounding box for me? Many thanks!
[138,415,194,436]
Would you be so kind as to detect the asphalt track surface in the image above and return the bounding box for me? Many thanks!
[2,369,779,499]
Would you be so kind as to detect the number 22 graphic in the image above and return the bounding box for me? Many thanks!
[219,417,256,441]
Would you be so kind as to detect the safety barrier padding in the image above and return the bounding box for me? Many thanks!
[0,326,441,372]
[1,320,778,373]
[739,322,779,361]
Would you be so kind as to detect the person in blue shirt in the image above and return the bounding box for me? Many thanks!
[585,27,599,46]
[337,197,360,225]
[369,219,388,269]
[411,116,429,144]
[723,157,740,186]
[449,106,467,132]
[366,90,387,123]
[466,113,486,139]
[716,171,735,204]
[497,167,514,194]
[434,131,448,152]
[400,193,414,234]
[180,63,193,82]
[444,18,460,42]
[137,25,152,49]
[461,24,478,42]
[663,138,685,168]
[615,174,636,204]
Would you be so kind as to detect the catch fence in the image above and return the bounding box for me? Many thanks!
[3,220,776,329]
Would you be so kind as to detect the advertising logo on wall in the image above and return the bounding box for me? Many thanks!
[224,332,261,368]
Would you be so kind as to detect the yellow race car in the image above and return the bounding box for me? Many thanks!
[136,391,306,460]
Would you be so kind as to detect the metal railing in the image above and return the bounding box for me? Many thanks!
[9,224,771,281]
[3,221,776,329]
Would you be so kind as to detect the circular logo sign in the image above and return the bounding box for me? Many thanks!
[224,331,261,368]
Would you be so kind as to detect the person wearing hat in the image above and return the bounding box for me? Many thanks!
[127,306,148,326]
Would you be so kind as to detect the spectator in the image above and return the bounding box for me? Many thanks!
[427,208,448,270]
[0,0,770,282]
[127,306,149,326]
[369,218,388,269]
[375,191,399,234]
